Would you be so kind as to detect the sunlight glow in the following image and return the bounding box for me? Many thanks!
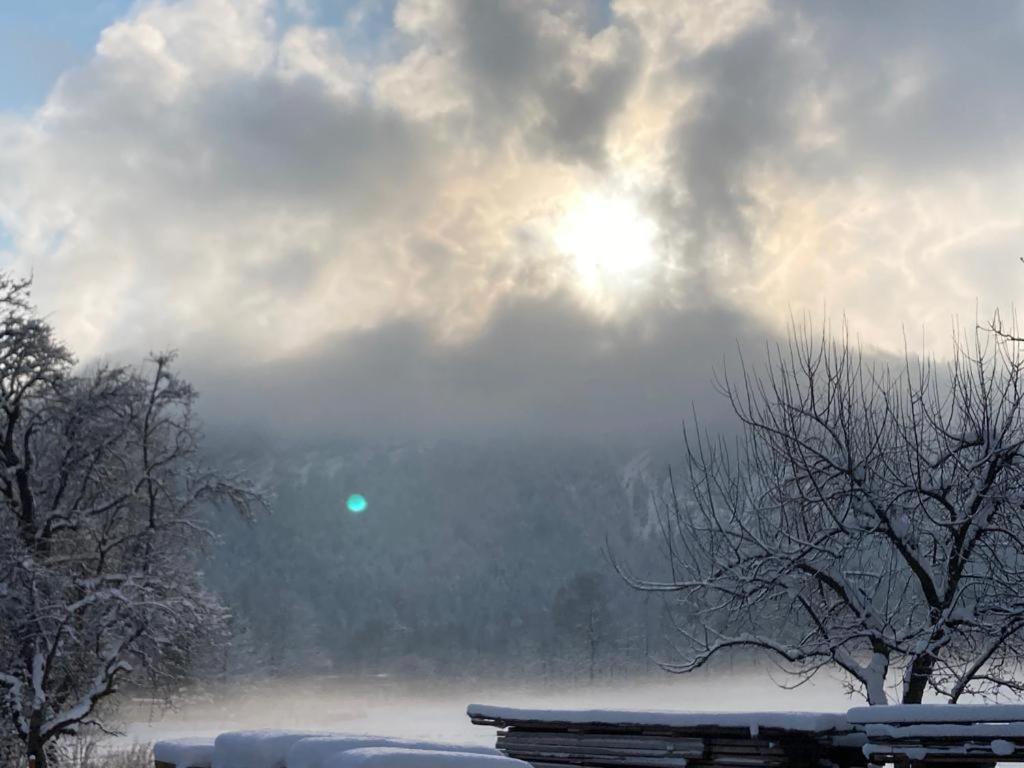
[553,190,659,307]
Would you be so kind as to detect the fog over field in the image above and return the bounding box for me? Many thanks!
[114,672,855,750]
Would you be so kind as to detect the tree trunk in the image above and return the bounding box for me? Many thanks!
[903,653,935,704]
[27,731,47,768]
[588,612,597,684]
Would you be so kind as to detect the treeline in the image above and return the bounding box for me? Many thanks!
[201,437,684,682]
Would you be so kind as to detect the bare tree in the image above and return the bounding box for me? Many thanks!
[0,275,265,765]
[619,321,1024,705]
[554,572,611,683]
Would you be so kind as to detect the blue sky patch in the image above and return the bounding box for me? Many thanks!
[0,1,134,112]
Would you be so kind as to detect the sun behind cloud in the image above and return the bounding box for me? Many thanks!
[2,0,1024,363]
[553,188,660,311]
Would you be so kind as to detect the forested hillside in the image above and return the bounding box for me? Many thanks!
[203,438,681,681]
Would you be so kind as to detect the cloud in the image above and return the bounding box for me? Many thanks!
[784,1,1024,177]
[664,19,804,256]
[438,0,643,164]
[192,292,769,441]
[1,0,1024,438]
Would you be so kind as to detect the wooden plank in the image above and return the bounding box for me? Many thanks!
[489,723,802,738]
[497,731,804,763]
[500,733,705,752]
[499,739,705,758]
[489,721,859,768]
[498,744,699,765]
[499,751,689,767]
[501,745,699,761]
[864,739,1024,751]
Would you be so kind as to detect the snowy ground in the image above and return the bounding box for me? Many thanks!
[108,668,857,751]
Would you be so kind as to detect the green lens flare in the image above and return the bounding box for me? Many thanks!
[346,494,368,513]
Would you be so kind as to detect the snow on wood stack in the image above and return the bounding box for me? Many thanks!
[850,704,1024,765]
[467,705,867,768]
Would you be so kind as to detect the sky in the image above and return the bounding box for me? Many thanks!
[0,0,1022,441]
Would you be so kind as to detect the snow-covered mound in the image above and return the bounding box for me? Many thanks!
[154,738,215,768]
[213,730,331,768]
[287,736,498,768]
[324,747,530,768]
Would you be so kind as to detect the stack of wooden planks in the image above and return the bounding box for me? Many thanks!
[496,730,704,768]
[851,704,1024,767]
[468,705,867,768]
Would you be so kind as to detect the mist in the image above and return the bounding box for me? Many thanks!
[113,672,856,751]
[189,295,771,444]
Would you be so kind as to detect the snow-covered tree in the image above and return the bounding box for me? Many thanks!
[0,275,265,765]
[622,322,1024,705]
